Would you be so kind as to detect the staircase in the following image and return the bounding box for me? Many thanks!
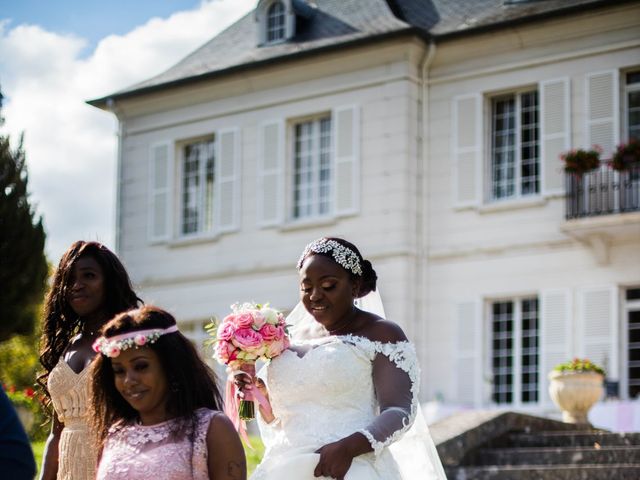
[448,430,640,479]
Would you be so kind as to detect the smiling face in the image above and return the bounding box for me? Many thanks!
[111,346,169,425]
[66,255,107,318]
[299,254,359,332]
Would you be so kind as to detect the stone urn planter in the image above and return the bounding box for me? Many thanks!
[14,404,34,433]
[548,370,604,425]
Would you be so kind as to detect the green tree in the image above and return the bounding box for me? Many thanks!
[0,87,48,341]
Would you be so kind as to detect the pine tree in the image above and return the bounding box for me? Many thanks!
[0,87,48,341]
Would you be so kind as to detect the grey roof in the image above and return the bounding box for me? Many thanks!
[89,0,622,106]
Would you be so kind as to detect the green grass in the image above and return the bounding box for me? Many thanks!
[32,440,45,477]
[31,436,264,476]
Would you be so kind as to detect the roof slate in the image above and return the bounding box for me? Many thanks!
[90,0,618,104]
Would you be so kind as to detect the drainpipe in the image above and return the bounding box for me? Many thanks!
[417,39,436,395]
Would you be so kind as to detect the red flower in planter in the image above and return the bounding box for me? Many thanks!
[609,139,640,171]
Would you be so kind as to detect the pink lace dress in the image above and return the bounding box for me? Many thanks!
[96,408,218,480]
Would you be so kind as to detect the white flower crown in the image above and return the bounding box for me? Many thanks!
[92,325,179,358]
[297,238,363,276]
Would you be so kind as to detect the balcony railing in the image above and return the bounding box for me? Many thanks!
[565,163,640,219]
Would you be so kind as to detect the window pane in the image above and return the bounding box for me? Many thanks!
[492,301,514,404]
[520,91,539,196]
[492,97,516,199]
[628,89,640,141]
[521,297,539,403]
[267,2,286,42]
[293,116,332,219]
[181,138,215,235]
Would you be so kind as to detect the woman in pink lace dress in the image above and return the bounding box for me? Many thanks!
[89,306,246,480]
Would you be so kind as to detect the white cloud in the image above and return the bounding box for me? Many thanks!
[0,0,254,262]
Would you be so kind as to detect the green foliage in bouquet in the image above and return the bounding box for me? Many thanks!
[553,357,605,376]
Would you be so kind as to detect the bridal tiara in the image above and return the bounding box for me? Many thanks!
[297,238,363,276]
[92,325,179,358]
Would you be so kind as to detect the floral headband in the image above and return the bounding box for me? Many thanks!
[92,325,179,358]
[297,238,363,276]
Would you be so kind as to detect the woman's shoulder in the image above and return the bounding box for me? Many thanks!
[359,317,408,344]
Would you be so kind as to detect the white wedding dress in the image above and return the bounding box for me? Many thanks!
[252,330,447,480]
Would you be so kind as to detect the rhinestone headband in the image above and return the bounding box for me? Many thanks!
[92,325,179,358]
[297,238,363,276]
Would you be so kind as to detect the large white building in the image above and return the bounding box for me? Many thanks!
[90,0,640,427]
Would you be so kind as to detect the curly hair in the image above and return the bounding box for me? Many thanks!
[88,306,223,454]
[37,241,141,408]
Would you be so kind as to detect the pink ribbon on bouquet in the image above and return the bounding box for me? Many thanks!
[225,365,272,447]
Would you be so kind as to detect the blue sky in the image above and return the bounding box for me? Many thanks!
[1,0,201,54]
[0,0,254,262]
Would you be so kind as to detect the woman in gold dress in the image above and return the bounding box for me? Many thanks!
[37,241,141,480]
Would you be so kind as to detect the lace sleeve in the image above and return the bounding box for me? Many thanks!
[256,363,282,450]
[345,336,419,457]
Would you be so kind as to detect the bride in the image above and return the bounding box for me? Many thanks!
[237,237,447,480]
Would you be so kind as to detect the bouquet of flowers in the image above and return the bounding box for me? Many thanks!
[206,302,289,421]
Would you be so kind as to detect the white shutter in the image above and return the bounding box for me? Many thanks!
[454,300,482,406]
[148,142,173,242]
[540,290,572,405]
[585,70,619,158]
[577,286,619,380]
[540,78,570,195]
[215,128,241,233]
[258,120,285,227]
[333,105,360,216]
[452,94,482,207]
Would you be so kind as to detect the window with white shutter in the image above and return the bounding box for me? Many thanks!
[455,300,482,406]
[452,94,482,207]
[625,70,640,141]
[148,142,173,242]
[171,130,241,238]
[624,288,640,399]
[540,290,571,405]
[258,120,285,227]
[540,78,570,195]
[586,70,619,158]
[333,105,359,216]
[577,286,618,380]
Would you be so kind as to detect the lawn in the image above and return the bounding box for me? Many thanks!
[32,436,264,476]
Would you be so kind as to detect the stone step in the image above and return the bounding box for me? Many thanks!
[476,445,640,465]
[447,464,640,480]
[504,431,640,448]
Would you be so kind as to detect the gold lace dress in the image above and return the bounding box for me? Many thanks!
[48,358,97,480]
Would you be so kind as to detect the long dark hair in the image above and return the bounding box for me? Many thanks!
[37,241,141,407]
[89,306,222,453]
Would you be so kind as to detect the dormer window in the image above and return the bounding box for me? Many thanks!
[267,2,286,43]
[256,0,298,46]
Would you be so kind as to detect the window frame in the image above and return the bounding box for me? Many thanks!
[487,87,541,203]
[288,113,334,223]
[265,1,286,44]
[488,295,541,408]
[624,69,640,142]
[176,134,217,239]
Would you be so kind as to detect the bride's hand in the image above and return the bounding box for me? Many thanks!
[232,371,274,423]
[314,433,372,479]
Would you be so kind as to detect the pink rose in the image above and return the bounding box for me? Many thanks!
[265,338,285,358]
[217,321,236,341]
[274,326,285,340]
[215,340,237,364]
[134,334,147,346]
[232,328,263,351]
[235,313,255,329]
[259,323,279,341]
